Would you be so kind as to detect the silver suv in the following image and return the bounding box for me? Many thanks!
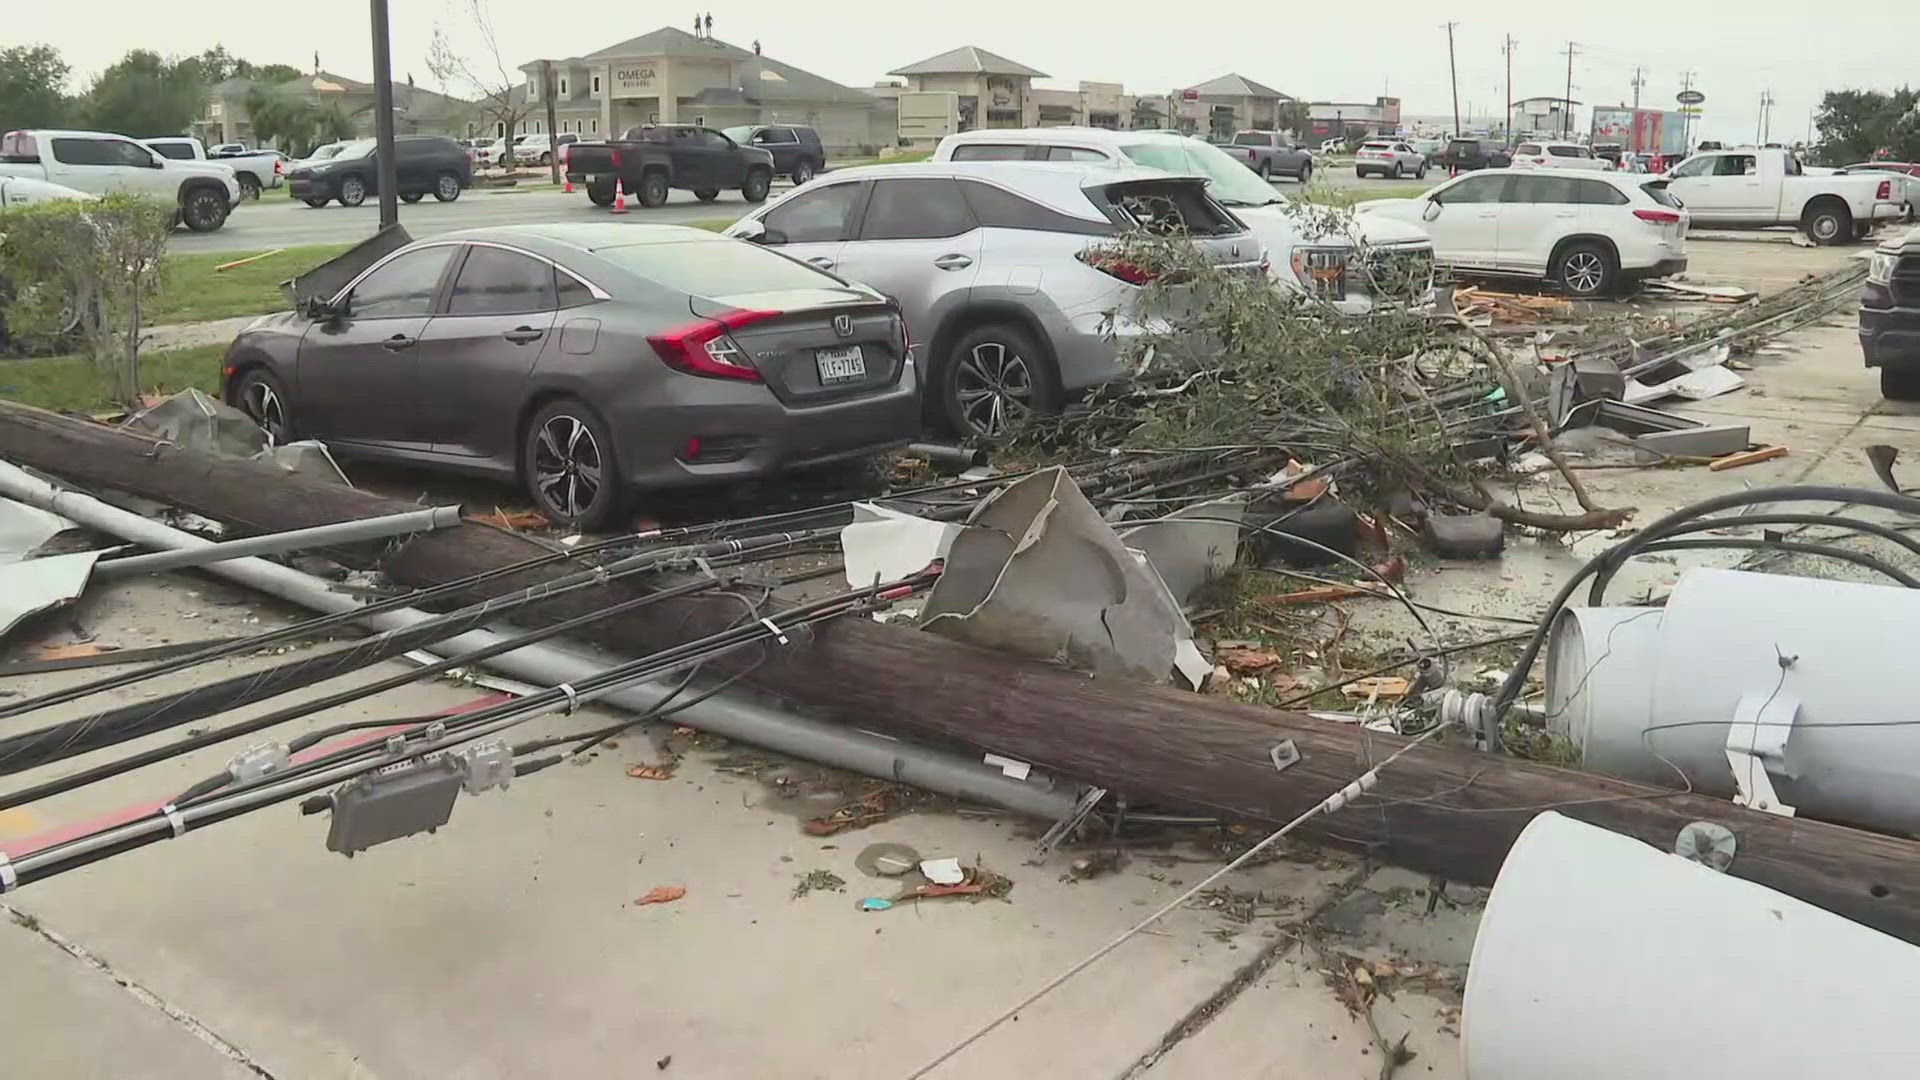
[725,161,1263,436]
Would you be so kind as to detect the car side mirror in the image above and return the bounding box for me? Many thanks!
[732,218,769,243]
[1422,198,1444,221]
[302,296,337,320]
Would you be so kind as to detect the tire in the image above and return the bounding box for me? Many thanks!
[337,174,367,207]
[1882,368,1920,401]
[232,367,294,445]
[433,171,461,202]
[180,186,229,232]
[1855,221,1874,241]
[1553,241,1616,298]
[303,196,330,208]
[400,192,424,204]
[741,168,771,204]
[792,159,816,185]
[638,171,669,208]
[939,323,1059,438]
[1415,162,1428,179]
[1256,160,1272,181]
[1355,167,1368,178]
[586,182,614,207]
[237,174,261,200]
[694,188,720,202]
[1390,161,1404,179]
[521,398,623,531]
[1803,200,1850,246]
[1298,162,1313,183]
[539,152,552,167]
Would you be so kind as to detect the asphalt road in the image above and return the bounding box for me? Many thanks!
[167,183,781,254]
[171,166,1429,255]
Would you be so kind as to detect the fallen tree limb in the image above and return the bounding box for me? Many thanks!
[4,398,1920,941]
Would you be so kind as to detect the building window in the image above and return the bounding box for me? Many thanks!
[591,118,599,133]
[535,119,543,133]
[558,77,568,96]
[592,75,601,94]
[693,115,705,127]
[526,75,536,101]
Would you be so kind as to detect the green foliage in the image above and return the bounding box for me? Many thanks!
[1814,87,1920,164]
[82,50,206,137]
[252,64,305,85]
[0,45,71,129]
[1275,100,1311,140]
[246,87,358,157]
[152,243,352,325]
[0,345,224,413]
[0,195,174,408]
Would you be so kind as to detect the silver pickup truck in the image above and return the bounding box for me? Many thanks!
[1222,130,1316,182]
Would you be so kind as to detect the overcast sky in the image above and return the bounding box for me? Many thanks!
[14,1,1917,144]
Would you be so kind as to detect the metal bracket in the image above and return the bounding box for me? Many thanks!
[1725,690,1799,817]
[1029,786,1108,864]
[456,740,513,795]
[1269,739,1300,773]
[228,742,290,784]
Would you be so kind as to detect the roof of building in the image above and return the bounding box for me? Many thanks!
[1186,73,1290,100]
[584,26,752,61]
[1513,96,1582,107]
[888,46,1048,78]
[535,28,872,106]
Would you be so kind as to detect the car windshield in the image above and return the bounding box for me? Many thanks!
[1231,132,1268,146]
[1362,141,1392,150]
[595,238,835,298]
[721,125,756,144]
[1120,140,1279,207]
[306,144,344,161]
[333,139,377,160]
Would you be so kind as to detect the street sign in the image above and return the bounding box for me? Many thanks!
[1677,89,1706,106]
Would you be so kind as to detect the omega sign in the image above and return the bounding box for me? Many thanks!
[613,64,658,95]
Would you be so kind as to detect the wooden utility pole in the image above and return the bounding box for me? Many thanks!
[1562,41,1577,139]
[1631,66,1644,110]
[6,399,1920,942]
[541,59,562,185]
[1445,22,1461,136]
[1502,35,1515,144]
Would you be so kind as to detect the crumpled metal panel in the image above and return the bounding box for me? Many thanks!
[123,389,269,458]
[0,497,75,564]
[0,550,101,641]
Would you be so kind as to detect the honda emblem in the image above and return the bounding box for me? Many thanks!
[832,314,854,338]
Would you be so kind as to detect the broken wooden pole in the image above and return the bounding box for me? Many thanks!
[5,397,1920,941]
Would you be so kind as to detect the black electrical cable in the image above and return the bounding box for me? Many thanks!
[1490,486,1920,720]
[1586,512,1920,601]
[0,530,829,778]
[1271,631,1538,708]
[1633,537,1920,589]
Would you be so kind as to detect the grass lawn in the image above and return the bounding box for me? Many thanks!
[151,243,354,326]
[686,218,734,233]
[0,345,226,413]
[830,149,933,169]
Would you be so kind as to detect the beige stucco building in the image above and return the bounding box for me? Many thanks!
[1170,73,1295,139]
[516,27,889,153]
[887,46,1051,130]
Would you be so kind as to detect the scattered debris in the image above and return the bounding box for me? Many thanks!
[859,897,894,911]
[471,508,549,531]
[1066,850,1126,881]
[853,843,921,878]
[1422,514,1505,559]
[919,857,965,886]
[626,764,677,781]
[1341,677,1412,699]
[635,885,686,906]
[1710,445,1790,471]
[791,869,847,899]
[1215,645,1284,674]
[801,785,921,836]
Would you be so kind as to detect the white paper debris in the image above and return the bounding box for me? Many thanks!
[920,858,965,885]
[982,753,1031,781]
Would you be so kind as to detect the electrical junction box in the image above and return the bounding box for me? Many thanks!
[324,757,463,856]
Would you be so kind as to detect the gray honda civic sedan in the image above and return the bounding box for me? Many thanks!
[220,224,921,529]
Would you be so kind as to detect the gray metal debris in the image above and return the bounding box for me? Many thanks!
[0,550,102,640]
[0,497,75,564]
[122,389,269,458]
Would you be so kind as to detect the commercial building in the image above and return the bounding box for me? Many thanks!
[1513,96,1582,139]
[887,46,1051,130]
[1174,73,1294,138]
[1307,97,1402,141]
[197,71,474,147]
[516,27,889,153]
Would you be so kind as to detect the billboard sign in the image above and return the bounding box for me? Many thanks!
[1677,89,1706,106]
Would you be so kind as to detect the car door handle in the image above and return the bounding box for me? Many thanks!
[933,253,974,270]
[805,256,835,269]
[503,326,544,344]
[382,333,416,351]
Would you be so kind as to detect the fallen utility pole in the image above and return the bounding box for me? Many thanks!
[5,400,1920,942]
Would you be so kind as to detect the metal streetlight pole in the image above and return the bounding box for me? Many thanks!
[369,0,400,229]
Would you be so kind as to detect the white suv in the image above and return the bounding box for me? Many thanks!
[725,160,1264,436]
[1511,141,1612,171]
[1354,140,1428,179]
[1356,169,1688,297]
[934,127,1435,315]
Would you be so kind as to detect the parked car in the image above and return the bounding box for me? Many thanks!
[1591,143,1625,167]
[1437,137,1512,172]
[1319,137,1346,154]
[1410,137,1446,162]
[724,160,1264,436]
[452,138,493,167]
[1510,141,1611,172]
[1841,162,1920,218]
[220,224,917,529]
[144,135,284,200]
[292,141,352,172]
[1357,169,1689,298]
[933,127,1435,315]
[1664,147,1904,244]
[566,125,775,208]
[1860,224,1920,398]
[0,175,92,209]
[480,136,512,165]
[511,132,581,168]
[722,124,826,185]
[0,129,239,231]
[1354,140,1428,179]
[286,135,472,208]
[1222,130,1314,182]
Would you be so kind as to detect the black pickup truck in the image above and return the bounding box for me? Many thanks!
[564,125,775,208]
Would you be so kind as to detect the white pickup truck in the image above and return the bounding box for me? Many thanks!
[0,129,240,231]
[1664,147,1904,244]
[145,136,282,200]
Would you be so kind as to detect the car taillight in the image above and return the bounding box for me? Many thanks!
[1633,208,1682,224]
[1076,249,1155,285]
[1879,180,1893,200]
[647,308,778,381]
[883,297,912,357]
[610,147,622,170]
[274,158,282,175]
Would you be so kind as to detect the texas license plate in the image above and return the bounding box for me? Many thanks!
[815,345,866,384]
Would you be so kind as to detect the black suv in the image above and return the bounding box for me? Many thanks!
[1860,234,1920,399]
[1437,138,1512,172]
[722,125,825,185]
[288,135,473,208]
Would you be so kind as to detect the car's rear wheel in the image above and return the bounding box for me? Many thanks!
[1256,160,1272,180]
[1355,167,1368,178]
[1390,162,1404,179]
[1553,241,1616,298]
[793,159,816,185]
[1803,200,1850,245]
[694,188,720,202]
[522,399,623,531]
[337,174,367,207]
[181,187,229,232]
[400,192,424,204]
[433,171,461,202]
[1882,368,1920,401]
[741,168,771,204]
[1415,162,1428,179]
[539,152,553,167]
[941,323,1059,438]
[638,171,670,208]
[237,174,261,200]
[303,196,330,208]
[233,368,294,445]
[1298,162,1313,183]
[587,182,615,207]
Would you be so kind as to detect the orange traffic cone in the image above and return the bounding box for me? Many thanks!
[612,178,627,214]
[563,175,573,194]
